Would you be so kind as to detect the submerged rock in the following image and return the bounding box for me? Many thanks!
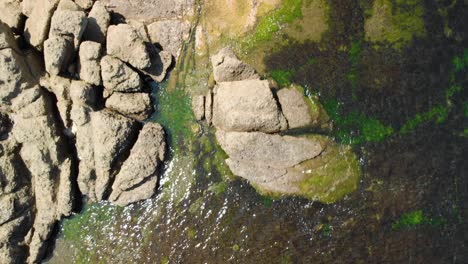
[213,79,287,133]
[109,122,166,206]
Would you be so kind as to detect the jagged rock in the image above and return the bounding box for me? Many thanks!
[40,75,73,131]
[74,0,94,9]
[109,122,166,206]
[24,0,60,49]
[107,24,151,69]
[147,19,191,59]
[211,47,259,83]
[78,41,102,85]
[49,9,88,50]
[105,92,152,121]
[43,36,73,75]
[83,1,110,44]
[90,110,139,200]
[213,79,287,133]
[101,55,142,94]
[57,0,82,11]
[0,0,24,32]
[277,85,329,129]
[192,94,205,121]
[205,89,213,124]
[140,48,173,83]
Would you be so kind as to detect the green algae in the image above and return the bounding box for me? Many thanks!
[347,40,362,100]
[271,69,294,87]
[364,0,426,50]
[208,181,227,196]
[392,210,445,230]
[400,105,449,134]
[463,102,468,117]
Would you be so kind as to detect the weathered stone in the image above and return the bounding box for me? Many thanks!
[128,19,150,42]
[23,0,59,49]
[277,86,329,129]
[74,0,94,9]
[213,79,287,133]
[39,75,73,130]
[43,36,73,75]
[101,55,142,94]
[211,47,259,83]
[0,21,18,50]
[107,24,150,69]
[49,9,88,50]
[90,110,139,200]
[83,1,110,44]
[0,0,24,32]
[205,89,213,125]
[69,80,96,107]
[147,19,191,59]
[109,122,166,206]
[105,92,152,121]
[78,41,102,85]
[20,0,35,17]
[57,0,82,11]
[140,47,172,83]
[192,94,205,121]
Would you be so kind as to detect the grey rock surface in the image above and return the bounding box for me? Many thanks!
[83,1,110,44]
[48,9,88,50]
[23,0,60,49]
[101,55,142,94]
[0,0,24,31]
[107,24,151,69]
[211,47,259,83]
[78,41,102,85]
[105,92,152,121]
[43,36,73,75]
[147,19,191,59]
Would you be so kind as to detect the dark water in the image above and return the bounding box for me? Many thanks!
[47,1,468,263]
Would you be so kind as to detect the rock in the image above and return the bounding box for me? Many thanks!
[106,24,151,69]
[101,55,142,94]
[140,47,172,83]
[105,92,152,121]
[90,110,139,200]
[109,122,166,206]
[211,47,259,83]
[43,36,74,75]
[23,0,60,49]
[49,9,88,50]
[277,85,329,129]
[192,94,205,121]
[20,0,35,17]
[147,19,191,59]
[78,41,102,85]
[39,75,73,130]
[213,79,287,133]
[0,0,24,32]
[83,1,110,44]
[74,0,94,9]
[69,80,96,107]
[205,89,213,124]
[128,19,150,42]
[0,21,18,50]
[57,0,82,11]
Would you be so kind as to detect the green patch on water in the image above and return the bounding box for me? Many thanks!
[347,40,362,100]
[464,102,468,117]
[400,105,449,134]
[392,210,445,230]
[208,181,228,196]
[271,69,294,87]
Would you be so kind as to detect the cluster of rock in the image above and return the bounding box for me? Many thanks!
[193,47,360,203]
[0,0,175,262]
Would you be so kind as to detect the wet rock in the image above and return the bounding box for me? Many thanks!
[140,47,173,83]
[43,36,74,75]
[0,0,24,32]
[277,85,329,129]
[23,0,60,49]
[211,47,259,83]
[109,122,166,206]
[48,9,88,50]
[106,23,151,69]
[105,92,152,121]
[83,1,110,44]
[78,41,102,85]
[101,55,142,94]
[213,79,287,133]
[147,19,191,59]
[192,94,205,121]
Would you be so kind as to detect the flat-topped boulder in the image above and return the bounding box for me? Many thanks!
[213,79,287,133]
[105,92,152,121]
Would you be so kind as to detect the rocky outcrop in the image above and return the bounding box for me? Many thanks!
[203,47,360,203]
[109,123,166,206]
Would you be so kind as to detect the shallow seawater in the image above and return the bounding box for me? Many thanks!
[47,0,468,263]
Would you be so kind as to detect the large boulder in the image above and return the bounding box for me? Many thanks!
[109,122,166,206]
[101,55,143,95]
[48,9,88,50]
[277,85,329,130]
[83,1,110,44]
[78,41,102,85]
[43,36,73,75]
[211,47,259,83]
[105,92,152,121]
[140,47,173,83]
[213,79,287,133]
[147,19,191,59]
[0,0,24,32]
[106,24,151,69]
[23,0,60,49]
